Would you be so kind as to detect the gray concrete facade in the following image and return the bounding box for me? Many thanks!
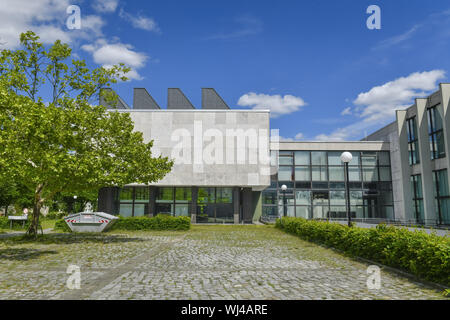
[366,83,450,225]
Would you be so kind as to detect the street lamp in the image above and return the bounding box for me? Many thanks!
[340,152,353,227]
[73,195,78,214]
[281,184,288,217]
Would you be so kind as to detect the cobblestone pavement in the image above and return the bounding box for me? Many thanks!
[0,225,447,300]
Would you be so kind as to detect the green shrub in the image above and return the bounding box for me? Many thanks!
[111,214,191,231]
[45,211,66,220]
[276,217,450,287]
[0,217,9,229]
[54,219,72,232]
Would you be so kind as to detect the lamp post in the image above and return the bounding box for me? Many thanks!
[281,184,287,217]
[340,152,353,227]
[73,195,77,214]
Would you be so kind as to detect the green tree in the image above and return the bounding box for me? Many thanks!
[0,31,173,237]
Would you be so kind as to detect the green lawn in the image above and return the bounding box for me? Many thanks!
[0,219,58,233]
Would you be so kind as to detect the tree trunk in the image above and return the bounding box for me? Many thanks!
[4,204,8,217]
[27,185,43,238]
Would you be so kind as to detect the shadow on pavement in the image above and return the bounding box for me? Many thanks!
[0,248,58,261]
[0,233,145,245]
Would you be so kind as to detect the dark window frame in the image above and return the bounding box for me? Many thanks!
[428,105,445,160]
[406,116,420,165]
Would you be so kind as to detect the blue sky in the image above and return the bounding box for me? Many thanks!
[1,0,450,141]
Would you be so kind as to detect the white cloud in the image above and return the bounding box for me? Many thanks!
[374,25,421,50]
[0,0,105,49]
[294,133,305,140]
[341,107,352,116]
[315,70,446,141]
[119,9,160,33]
[92,0,119,13]
[237,92,306,118]
[81,39,148,80]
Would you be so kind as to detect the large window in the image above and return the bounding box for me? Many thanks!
[411,175,424,223]
[197,187,233,223]
[406,117,420,165]
[433,170,450,225]
[428,105,445,160]
[119,187,149,217]
[262,150,394,221]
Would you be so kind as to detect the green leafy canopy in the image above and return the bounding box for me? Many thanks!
[0,31,173,236]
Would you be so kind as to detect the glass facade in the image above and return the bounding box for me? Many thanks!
[119,187,149,217]
[197,187,233,223]
[117,186,234,222]
[406,117,420,165]
[433,170,450,225]
[428,105,445,160]
[262,150,394,221]
[410,175,424,223]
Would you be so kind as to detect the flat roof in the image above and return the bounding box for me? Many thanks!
[272,141,390,151]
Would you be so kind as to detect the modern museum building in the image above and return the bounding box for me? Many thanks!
[97,86,450,226]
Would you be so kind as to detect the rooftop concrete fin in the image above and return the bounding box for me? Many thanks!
[167,88,195,109]
[99,88,130,109]
[133,88,160,109]
[202,88,230,109]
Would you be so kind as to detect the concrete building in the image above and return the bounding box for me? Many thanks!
[366,84,450,226]
[97,86,450,226]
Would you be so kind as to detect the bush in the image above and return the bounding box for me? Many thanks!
[276,217,450,287]
[111,214,191,231]
[45,211,66,220]
[53,215,190,233]
[0,217,9,229]
[54,219,72,232]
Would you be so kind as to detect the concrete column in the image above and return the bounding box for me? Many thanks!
[396,110,414,221]
[190,187,198,223]
[416,99,436,222]
[233,187,240,224]
[242,188,253,223]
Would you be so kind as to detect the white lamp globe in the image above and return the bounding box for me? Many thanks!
[73,195,78,200]
[340,152,353,163]
[281,184,288,191]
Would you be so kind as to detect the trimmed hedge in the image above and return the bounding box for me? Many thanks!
[276,217,450,287]
[54,214,191,232]
[111,215,191,231]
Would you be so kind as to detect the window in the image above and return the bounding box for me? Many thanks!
[295,151,310,165]
[410,175,424,223]
[279,151,293,165]
[262,150,393,222]
[311,152,327,165]
[279,166,293,181]
[119,187,149,217]
[433,170,450,225]
[428,105,445,160]
[329,166,344,181]
[312,166,327,181]
[406,117,420,165]
[295,191,311,205]
[295,167,310,181]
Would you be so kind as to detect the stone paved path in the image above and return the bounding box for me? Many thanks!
[0,225,447,300]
